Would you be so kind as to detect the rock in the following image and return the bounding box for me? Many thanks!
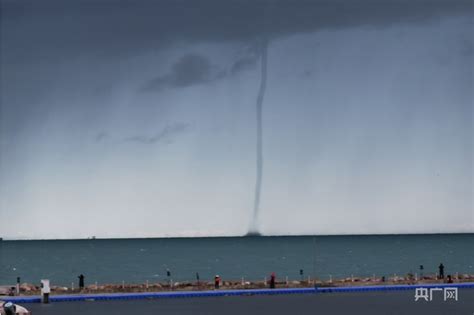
[52,286,68,292]
[20,284,37,292]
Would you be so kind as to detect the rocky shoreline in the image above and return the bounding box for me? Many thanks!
[3,274,474,296]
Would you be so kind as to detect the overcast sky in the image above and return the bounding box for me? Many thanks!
[0,0,472,239]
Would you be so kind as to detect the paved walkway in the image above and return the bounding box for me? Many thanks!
[24,289,474,315]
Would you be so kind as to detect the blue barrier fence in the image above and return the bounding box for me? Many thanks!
[316,282,474,293]
[5,282,474,304]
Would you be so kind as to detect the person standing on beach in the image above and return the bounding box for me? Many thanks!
[214,275,221,289]
[78,274,85,290]
[438,263,445,279]
[166,269,172,289]
[270,272,276,289]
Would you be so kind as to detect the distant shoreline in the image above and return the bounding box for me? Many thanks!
[2,232,473,242]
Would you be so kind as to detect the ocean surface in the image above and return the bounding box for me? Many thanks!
[0,234,473,286]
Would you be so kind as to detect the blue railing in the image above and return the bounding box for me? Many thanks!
[4,282,474,304]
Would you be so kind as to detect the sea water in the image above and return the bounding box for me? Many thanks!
[0,234,472,286]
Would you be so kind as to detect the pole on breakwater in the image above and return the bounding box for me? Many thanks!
[40,279,50,304]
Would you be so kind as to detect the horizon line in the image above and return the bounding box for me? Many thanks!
[2,232,473,242]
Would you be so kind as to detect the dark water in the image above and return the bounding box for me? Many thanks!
[0,234,473,286]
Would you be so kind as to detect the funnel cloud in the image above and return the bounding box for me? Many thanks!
[249,41,268,235]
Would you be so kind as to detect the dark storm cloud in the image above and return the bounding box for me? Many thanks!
[231,55,259,75]
[230,42,266,75]
[143,50,259,91]
[125,122,189,144]
[142,54,225,91]
[2,0,471,63]
[95,131,108,142]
